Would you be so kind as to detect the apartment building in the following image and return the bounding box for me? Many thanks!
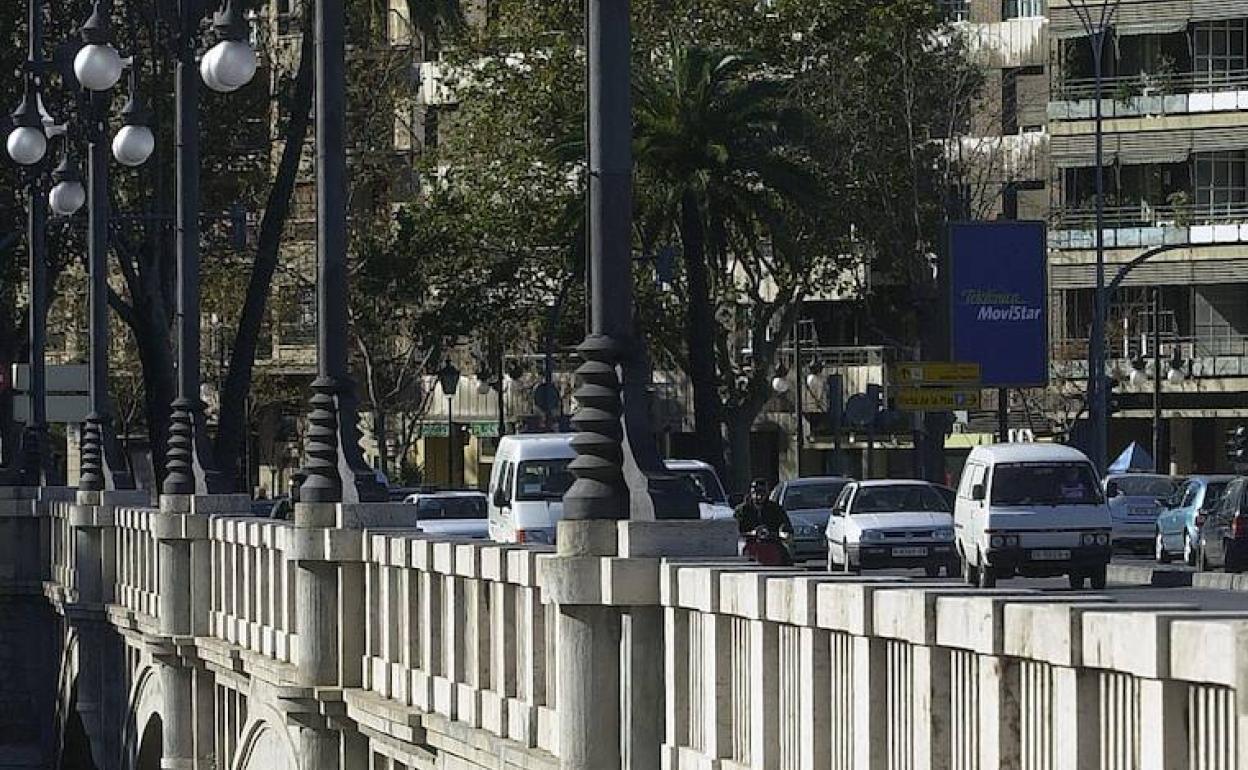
[1047,0,1248,472]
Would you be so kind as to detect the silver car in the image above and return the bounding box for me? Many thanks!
[770,476,854,560]
[1103,473,1179,551]
[402,491,491,538]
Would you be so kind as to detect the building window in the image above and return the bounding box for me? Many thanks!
[1003,0,1044,19]
[939,0,970,22]
[1195,151,1248,216]
[1194,20,1248,80]
[1194,285,1248,355]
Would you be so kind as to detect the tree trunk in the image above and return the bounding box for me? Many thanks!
[214,14,316,488]
[375,408,390,480]
[724,409,754,495]
[679,190,727,480]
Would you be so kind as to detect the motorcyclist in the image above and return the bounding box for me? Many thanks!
[734,479,793,537]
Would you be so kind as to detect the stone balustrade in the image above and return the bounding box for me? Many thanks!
[113,506,160,621]
[660,564,1248,770]
[359,533,560,754]
[209,515,300,665]
[6,488,1248,770]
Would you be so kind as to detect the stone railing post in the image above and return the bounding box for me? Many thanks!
[289,501,405,770]
[545,518,737,770]
[154,492,248,770]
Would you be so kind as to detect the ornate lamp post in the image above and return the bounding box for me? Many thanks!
[164,0,259,497]
[438,360,461,487]
[297,0,386,504]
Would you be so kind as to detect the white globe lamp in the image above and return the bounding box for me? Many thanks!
[49,178,86,216]
[74,43,123,92]
[6,126,47,166]
[205,40,257,92]
[112,124,154,167]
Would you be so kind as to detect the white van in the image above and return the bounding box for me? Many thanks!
[954,443,1112,589]
[488,433,578,545]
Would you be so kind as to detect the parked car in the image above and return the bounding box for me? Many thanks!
[1154,475,1236,565]
[663,459,734,519]
[772,476,854,560]
[487,433,577,545]
[1196,476,1248,572]
[824,480,956,576]
[954,443,1112,589]
[403,491,490,539]
[1103,473,1180,551]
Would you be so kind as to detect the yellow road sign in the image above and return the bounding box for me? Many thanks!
[895,387,982,412]
[893,362,982,385]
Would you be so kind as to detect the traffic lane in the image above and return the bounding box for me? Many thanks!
[799,562,1248,610]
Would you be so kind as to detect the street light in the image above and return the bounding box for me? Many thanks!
[49,151,86,216]
[771,362,791,395]
[73,3,124,93]
[111,69,154,167]
[201,1,258,93]
[438,360,461,487]
[6,76,47,166]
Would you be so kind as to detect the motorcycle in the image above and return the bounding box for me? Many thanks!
[741,526,794,567]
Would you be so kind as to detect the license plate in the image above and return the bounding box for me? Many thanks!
[892,546,928,557]
[1031,549,1071,561]
[1130,507,1156,517]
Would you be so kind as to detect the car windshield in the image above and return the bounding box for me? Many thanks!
[515,459,574,502]
[991,462,1102,507]
[851,485,949,513]
[416,496,487,520]
[783,482,848,511]
[673,469,728,504]
[1112,476,1177,497]
[1206,482,1230,507]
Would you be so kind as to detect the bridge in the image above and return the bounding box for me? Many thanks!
[1,485,1245,770]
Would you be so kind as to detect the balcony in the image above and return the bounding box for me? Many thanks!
[1051,70,1248,121]
[1051,200,1248,249]
[1053,335,1248,380]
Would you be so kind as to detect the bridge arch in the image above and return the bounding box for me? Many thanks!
[121,665,164,770]
[231,704,298,770]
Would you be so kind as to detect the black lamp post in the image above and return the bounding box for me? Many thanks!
[438,360,461,487]
[164,0,259,496]
[563,0,634,523]
[297,0,387,504]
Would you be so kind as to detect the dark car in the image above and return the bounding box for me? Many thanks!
[1196,476,1248,572]
[770,476,854,560]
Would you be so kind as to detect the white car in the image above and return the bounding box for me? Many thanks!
[825,480,958,576]
[955,443,1112,589]
[663,459,734,519]
[1102,473,1179,551]
[403,491,491,539]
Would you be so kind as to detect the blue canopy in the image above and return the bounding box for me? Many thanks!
[1108,442,1155,474]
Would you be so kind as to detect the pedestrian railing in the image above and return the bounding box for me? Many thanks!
[208,515,299,666]
[660,564,1248,770]
[113,506,160,621]
[360,532,560,755]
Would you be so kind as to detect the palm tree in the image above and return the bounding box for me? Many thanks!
[634,43,820,487]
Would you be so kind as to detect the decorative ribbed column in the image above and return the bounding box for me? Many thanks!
[564,335,629,522]
[299,378,342,503]
[163,397,195,492]
[78,413,105,492]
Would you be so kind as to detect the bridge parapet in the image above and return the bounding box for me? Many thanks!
[209,515,300,665]
[660,565,1248,770]
[358,532,559,754]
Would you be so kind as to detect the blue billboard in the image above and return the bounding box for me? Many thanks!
[949,222,1048,388]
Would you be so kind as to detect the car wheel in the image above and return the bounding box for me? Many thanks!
[826,548,836,572]
[1089,564,1108,590]
[1183,532,1196,567]
[962,551,978,586]
[976,552,997,588]
[1154,530,1172,564]
[842,542,859,574]
[1068,571,1087,590]
[945,560,962,578]
[1225,541,1243,574]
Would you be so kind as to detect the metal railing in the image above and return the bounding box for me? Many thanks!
[1054,201,1248,231]
[1055,68,1248,101]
